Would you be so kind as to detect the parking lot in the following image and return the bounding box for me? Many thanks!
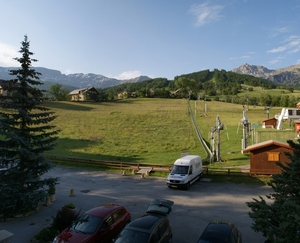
[0,166,272,243]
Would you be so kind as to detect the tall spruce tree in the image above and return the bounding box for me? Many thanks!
[0,35,60,219]
[246,139,300,243]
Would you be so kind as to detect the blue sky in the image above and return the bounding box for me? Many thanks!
[1,1,300,80]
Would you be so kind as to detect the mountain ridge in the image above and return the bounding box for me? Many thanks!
[1,63,300,90]
[231,63,300,85]
[0,66,152,90]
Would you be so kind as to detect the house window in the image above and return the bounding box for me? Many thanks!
[267,152,280,162]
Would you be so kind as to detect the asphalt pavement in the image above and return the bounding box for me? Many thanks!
[0,166,272,243]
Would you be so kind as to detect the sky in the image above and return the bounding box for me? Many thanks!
[1,0,300,80]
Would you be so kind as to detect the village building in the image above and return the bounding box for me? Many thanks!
[243,140,293,175]
[261,118,277,129]
[117,90,136,99]
[0,80,14,96]
[69,87,99,101]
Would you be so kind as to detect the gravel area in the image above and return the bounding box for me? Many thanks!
[0,166,272,243]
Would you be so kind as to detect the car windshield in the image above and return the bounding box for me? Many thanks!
[170,165,189,175]
[114,229,150,243]
[71,213,103,234]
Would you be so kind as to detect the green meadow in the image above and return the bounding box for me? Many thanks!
[43,98,297,167]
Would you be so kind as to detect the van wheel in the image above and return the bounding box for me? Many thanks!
[185,182,190,190]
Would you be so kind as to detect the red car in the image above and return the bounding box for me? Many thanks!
[53,203,131,243]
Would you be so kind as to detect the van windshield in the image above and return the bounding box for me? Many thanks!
[171,165,189,175]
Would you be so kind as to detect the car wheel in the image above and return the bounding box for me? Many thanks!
[185,182,190,190]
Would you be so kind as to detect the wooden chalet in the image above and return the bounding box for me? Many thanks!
[261,118,277,129]
[117,90,137,99]
[69,87,99,101]
[0,80,13,96]
[243,140,293,175]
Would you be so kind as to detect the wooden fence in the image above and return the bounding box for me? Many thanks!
[46,155,172,173]
[46,155,249,176]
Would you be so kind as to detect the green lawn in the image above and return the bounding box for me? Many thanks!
[41,98,297,168]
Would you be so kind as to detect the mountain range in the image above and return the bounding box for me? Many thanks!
[0,66,151,90]
[232,63,300,86]
[1,63,300,90]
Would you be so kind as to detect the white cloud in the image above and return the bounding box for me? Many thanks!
[229,55,250,60]
[115,71,142,80]
[267,35,300,54]
[189,2,224,27]
[267,46,287,53]
[0,43,19,67]
[269,59,279,65]
[63,69,74,75]
[268,55,285,65]
[270,27,289,37]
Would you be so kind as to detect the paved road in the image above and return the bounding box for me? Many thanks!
[0,166,272,243]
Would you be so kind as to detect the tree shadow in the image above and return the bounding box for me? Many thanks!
[49,137,143,162]
[43,101,95,111]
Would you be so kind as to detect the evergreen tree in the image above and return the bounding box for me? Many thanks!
[0,35,60,219]
[48,83,70,101]
[246,139,300,243]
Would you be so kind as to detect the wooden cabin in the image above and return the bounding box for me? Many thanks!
[69,87,99,101]
[243,140,293,175]
[261,118,277,129]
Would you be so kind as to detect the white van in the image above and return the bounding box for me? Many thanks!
[166,155,202,190]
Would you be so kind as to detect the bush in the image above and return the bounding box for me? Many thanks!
[48,185,56,195]
[31,204,81,243]
[52,205,81,232]
[31,227,58,243]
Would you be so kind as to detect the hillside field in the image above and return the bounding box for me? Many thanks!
[41,98,299,167]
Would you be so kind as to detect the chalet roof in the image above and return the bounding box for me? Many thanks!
[0,80,9,87]
[243,140,291,152]
[69,87,99,95]
[261,118,277,122]
[0,80,20,88]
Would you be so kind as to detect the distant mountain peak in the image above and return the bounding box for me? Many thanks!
[232,63,300,85]
[232,63,273,78]
[0,66,152,89]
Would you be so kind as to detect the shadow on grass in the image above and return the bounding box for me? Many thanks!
[43,101,95,111]
[49,137,144,163]
[204,174,271,185]
[43,99,145,111]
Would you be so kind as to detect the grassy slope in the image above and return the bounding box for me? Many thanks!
[44,98,297,168]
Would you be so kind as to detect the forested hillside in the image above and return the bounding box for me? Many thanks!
[102,69,299,107]
[104,69,277,98]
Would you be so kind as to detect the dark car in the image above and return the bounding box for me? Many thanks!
[197,220,242,243]
[113,199,174,243]
[53,203,131,243]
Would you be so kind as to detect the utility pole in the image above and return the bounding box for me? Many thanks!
[215,115,223,162]
[241,107,250,152]
[210,115,223,163]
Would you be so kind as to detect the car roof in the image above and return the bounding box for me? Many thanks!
[126,214,165,233]
[84,203,124,217]
[146,199,174,215]
[199,221,235,243]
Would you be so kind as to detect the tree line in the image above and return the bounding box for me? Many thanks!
[46,63,298,107]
